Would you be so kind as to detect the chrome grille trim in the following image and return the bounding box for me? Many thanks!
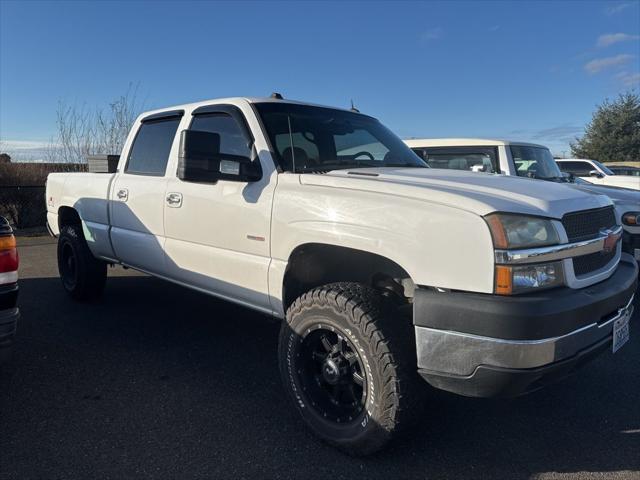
[494,226,622,265]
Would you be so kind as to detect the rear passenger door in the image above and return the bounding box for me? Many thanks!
[110,111,182,275]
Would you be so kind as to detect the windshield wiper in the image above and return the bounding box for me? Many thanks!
[295,162,426,173]
[295,163,350,173]
[529,173,567,182]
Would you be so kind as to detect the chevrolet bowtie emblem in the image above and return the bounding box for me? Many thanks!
[600,228,621,254]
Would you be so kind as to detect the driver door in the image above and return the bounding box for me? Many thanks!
[163,105,275,312]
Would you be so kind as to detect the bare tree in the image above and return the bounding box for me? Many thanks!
[49,83,144,164]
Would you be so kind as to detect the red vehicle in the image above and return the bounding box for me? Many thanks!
[0,216,19,364]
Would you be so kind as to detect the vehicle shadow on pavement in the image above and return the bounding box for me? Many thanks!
[1,275,638,479]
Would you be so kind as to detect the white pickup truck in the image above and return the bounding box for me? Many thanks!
[46,98,637,455]
[556,158,640,190]
[405,138,640,263]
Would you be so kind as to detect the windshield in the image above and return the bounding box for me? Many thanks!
[510,145,563,179]
[255,103,427,172]
[592,160,614,175]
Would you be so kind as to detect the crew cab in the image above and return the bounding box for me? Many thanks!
[0,216,19,365]
[556,158,640,190]
[406,138,640,263]
[46,98,637,455]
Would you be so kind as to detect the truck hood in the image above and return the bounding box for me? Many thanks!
[570,181,640,205]
[300,168,612,218]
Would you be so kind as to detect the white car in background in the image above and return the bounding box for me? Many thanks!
[556,158,640,190]
[404,138,640,262]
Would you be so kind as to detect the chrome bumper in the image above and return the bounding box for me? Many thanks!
[415,294,634,377]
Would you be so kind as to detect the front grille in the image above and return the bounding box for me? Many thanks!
[562,206,616,242]
[562,206,618,277]
[573,249,616,277]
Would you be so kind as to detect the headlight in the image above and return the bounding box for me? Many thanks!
[622,212,640,226]
[485,213,560,249]
[495,262,565,295]
[486,213,564,295]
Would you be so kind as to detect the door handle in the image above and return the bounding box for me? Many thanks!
[116,189,128,202]
[166,192,183,208]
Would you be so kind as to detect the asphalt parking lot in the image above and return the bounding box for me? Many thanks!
[0,236,638,479]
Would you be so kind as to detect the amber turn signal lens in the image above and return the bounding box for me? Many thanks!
[495,265,513,295]
[622,213,640,226]
[485,214,508,249]
[0,235,16,250]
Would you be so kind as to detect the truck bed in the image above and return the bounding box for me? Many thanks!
[46,172,117,259]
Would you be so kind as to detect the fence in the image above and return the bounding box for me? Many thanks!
[0,186,47,229]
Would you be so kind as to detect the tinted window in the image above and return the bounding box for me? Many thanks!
[510,146,562,179]
[126,118,181,175]
[413,147,498,173]
[591,160,614,175]
[190,113,251,157]
[334,128,390,160]
[558,161,593,177]
[611,167,640,177]
[275,132,319,163]
[255,103,425,172]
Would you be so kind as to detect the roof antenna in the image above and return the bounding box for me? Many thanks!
[271,92,283,100]
[350,99,360,113]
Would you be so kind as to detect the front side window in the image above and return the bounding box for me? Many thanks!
[414,147,499,173]
[190,113,252,158]
[255,103,426,172]
[126,117,181,175]
[510,146,563,179]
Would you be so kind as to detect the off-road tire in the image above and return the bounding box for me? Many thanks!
[278,282,423,455]
[57,224,107,301]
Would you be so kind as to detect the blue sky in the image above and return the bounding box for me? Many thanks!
[1,0,639,158]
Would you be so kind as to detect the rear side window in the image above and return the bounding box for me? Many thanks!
[190,113,252,158]
[126,117,181,175]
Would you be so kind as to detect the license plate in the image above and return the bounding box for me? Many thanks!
[613,311,631,354]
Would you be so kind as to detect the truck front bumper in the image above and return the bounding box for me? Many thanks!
[413,253,638,398]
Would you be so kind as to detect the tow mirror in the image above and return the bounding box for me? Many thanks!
[178,130,261,183]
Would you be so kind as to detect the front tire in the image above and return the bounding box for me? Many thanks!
[57,224,107,301]
[278,282,422,455]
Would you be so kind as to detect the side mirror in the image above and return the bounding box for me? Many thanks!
[178,130,261,183]
[561,171,574,180]
[588,170,604,179]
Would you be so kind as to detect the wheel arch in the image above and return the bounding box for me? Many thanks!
[281,242,416,313]
[57,206,82,229]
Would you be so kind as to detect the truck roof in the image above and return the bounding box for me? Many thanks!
[403,138,547,149]
[136,96,363,121]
